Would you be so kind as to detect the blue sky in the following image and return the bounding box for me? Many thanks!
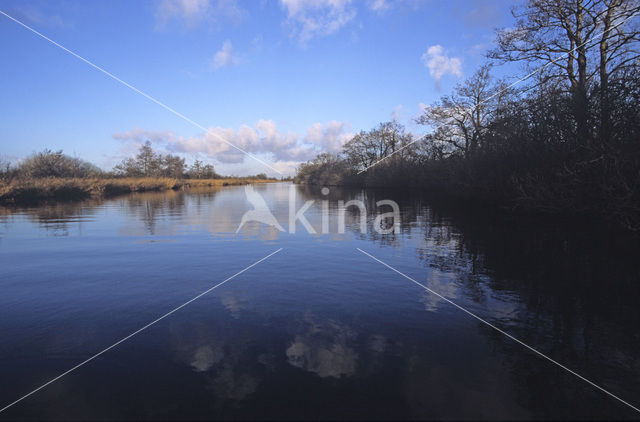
[0,0,517,176]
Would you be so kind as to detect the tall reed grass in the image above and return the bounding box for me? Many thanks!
[0,177,275,205]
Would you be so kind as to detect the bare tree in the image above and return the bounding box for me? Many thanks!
[595,0,640,141]
[0,156,13,181]
[342,121,413,170]
[490,0,640,142]
[18,149,102,178]
[417,65,508,159]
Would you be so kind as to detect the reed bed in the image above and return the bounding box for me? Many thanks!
[181,178,273,188]
[0,177,276,205]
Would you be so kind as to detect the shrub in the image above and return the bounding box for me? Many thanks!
[17,149,102,178]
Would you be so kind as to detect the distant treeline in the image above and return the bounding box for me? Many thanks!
[0,141,280,182]
[295,1,640,231]
[0,141,283,205]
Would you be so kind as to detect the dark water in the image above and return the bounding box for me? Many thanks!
[1,183,639,420]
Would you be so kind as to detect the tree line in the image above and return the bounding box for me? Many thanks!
[295,0,640,231]
[112,141,218,179]
[0,141,271,181]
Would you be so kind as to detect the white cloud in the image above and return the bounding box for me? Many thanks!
[114,120,353,174]
[280,0,357,45]
[111,128,179,161]
[156,0,212,27]
[421,45,463,87]
[271,160,303,175]
[304,120,352,152]
[368,0,389,14]
[211,40,241,69]
[391,104,403,121]
[155,0,242,28]
[17,5,68,28]
[112,128,177,145]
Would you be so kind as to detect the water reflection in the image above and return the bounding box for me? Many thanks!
[334,188,640,418]
[122,190,186,235]
[286,315,358,378]
[169,321,270,403]
[1,183,639,419]
[220,292,243,319]
[6,201,101,236]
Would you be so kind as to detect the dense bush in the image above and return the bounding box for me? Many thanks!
[1,143,227,184]
[294,153,358,186]
[0,157,13,181]
[17,149,103,179]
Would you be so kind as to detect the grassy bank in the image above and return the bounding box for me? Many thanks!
[0,177,276,205]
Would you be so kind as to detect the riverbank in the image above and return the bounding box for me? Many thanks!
[295,179,640,235]
[0,177,276,205]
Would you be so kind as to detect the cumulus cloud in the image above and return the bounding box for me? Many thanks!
[156,0,242,28]
[114,120,353,172]
[421,45,463,87]
[304,120,353,153]
[211,40,241,69]
[171,119,351,164]
[280,0,357,45]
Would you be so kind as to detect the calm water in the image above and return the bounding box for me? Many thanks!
[1,183,639,420]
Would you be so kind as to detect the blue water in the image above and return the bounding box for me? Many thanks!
[1,183,639,420]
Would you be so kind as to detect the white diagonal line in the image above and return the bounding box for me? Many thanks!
[0,247,283,414]
[480,8,639,111]
[0,10,283,175]
[359,9,640,173]
[356,247,640,414]
[357,137,422,174]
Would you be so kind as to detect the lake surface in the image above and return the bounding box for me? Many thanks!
[1,182,639,420]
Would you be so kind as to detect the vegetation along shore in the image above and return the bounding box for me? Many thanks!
[294,1,640,232]
[0,142,279,205]
[0,177,276,205]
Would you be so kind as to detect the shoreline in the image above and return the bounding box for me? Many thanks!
[0,177,278,206]
[295,181,640,235]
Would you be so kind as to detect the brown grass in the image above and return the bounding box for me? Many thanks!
[181,178,273,188]
[0,177,276,205]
